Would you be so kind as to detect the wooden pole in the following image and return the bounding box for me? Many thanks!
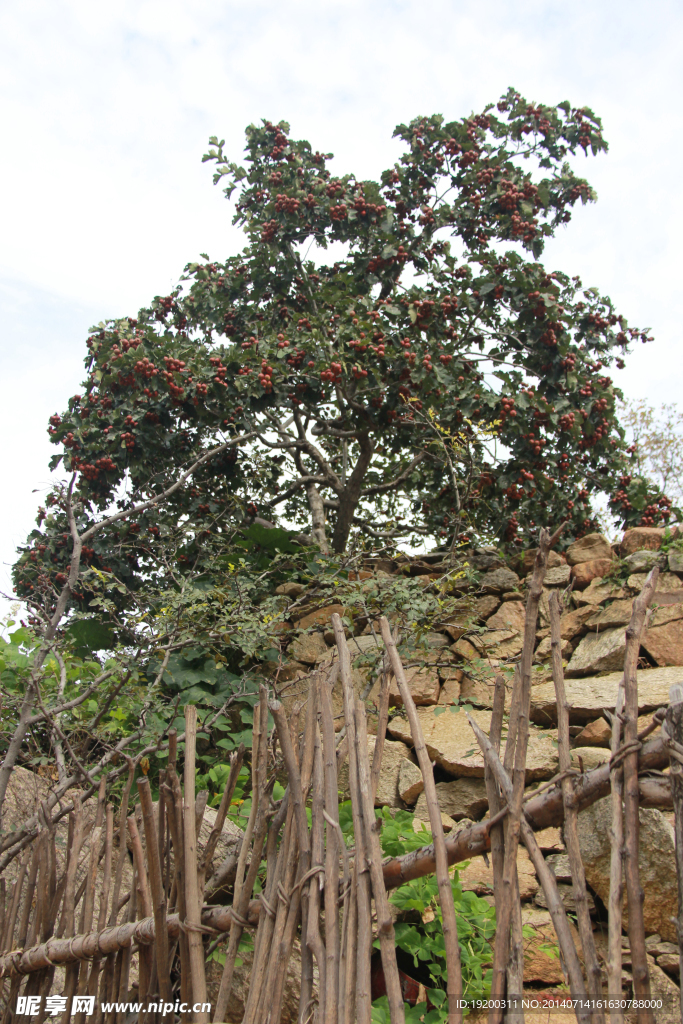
[488,527,557,1023]
[183,705,209,1023]
[355,699,405,1024]
[380,615,463,1024]
[468,714,592,1024]
[664,683,683,1022]
[549,591,605,1021]
[321,668,341,1024]
[622,568,658,1021]
[137,777,172,1012]
[331,614,373,1024]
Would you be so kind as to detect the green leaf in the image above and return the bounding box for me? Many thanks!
[65,618,115,654]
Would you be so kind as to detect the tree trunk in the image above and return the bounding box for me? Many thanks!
[330,435,374,553]
[305,483,330,553]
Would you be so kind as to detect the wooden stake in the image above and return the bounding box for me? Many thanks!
[321,668,341,1024]
[664,685,683,1008]
[183,705,209,1023]
[487,527,557,1022]
[214,691,272,1024]
[306,726,327,1023]
[370,658,391,805]
[379,615,463,1024]
[549,590,605,1022]
[622,568,658,1020]
[607,680,625,1024]
[468,714,592,1024]
[332,614,372,1024]
[137,777,173,1013]
[355,699,405,1024]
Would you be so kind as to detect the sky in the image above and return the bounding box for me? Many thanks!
[1,0,681,607]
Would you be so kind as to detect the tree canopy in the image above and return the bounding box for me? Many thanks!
[14,87,673,606]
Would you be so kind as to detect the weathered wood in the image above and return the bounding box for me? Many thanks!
[489,527,556,1023]
[183,705,209,1023]
[332,613,372,1024]
[664,688,683,1018]
[355,698,405,1024]
[468,713,592,1024]
[549,590,605,1023]
[137,777,172,1011]
[0,730,673,984]
[380,615,462,1024]
[622,568,658,1022]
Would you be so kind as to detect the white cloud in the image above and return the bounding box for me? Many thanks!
[1,0,681,602]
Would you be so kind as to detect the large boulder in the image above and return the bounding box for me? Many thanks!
[480,567,520,593]
[577,796,677,942]
[543,564,572,587]
[530,666,681,724]
[571,558,614,589]
[559,605,595,639]
[642,612,683,666]
[621,526,679,556]
[624,550,664,574]
[338,735,411,808]
[573,578,625,607]
[388,665,440,706]
[565,627,626,676]
[293,603,346,629]
[397,759,424,804]
[585,598,634,631]
[288,631,328,665]
[387,707,558,780]
[415,777,489,821]
[566,532,613,565]
[485,600,526,632]
[669,550,683,575]
[628,572,683,595]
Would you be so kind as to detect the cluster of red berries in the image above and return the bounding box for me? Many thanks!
[559,411,576,431]
[261,220,278,241]
[285,348,307,369]
[120,432,136,451]
[163,356,186,372]
[134,358,157,379]
[352,195,386,219]
[414,299,435,324]
[320,362,342,384]
[330,204,347,221]
[326,179,345,198]
[499,397,517,423]
[258,360,274,392]
[79,456,115,480]
[275,194,300,214]
[524,432,546,455]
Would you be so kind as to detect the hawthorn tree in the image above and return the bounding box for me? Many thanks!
[14,87,673,605]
